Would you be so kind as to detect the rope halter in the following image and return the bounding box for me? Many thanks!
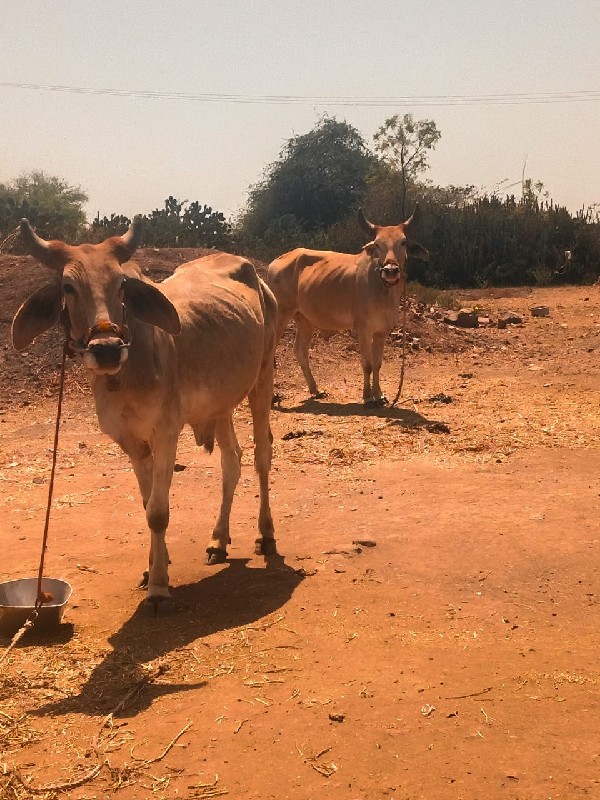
[375,260,404,289]
[68,314,130,355]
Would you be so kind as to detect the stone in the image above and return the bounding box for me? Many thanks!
[442,310,459,325]
[456,309,479,327]
[498,311,523,328]
[530,305,550,317]
[444,309,479,327]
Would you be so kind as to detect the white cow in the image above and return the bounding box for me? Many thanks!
[12,218,277,609]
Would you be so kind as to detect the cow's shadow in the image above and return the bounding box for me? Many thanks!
[276,396,444,428]
[31,555,303,719]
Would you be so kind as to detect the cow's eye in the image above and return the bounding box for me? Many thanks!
[63,283,76,295]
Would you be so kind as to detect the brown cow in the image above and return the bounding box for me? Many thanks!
[267,207,429,405]
[11,219,277,609]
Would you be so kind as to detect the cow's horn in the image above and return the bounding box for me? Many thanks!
[114,216,143,263]
[358,208,376,236]
[403,203,420,231]
[20,219,54,264]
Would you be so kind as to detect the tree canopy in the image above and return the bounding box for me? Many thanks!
[0,171,87,242]
[373,113,441,217]
[3,115,599,288]
[238,117,376,242]
[91,196,231,248]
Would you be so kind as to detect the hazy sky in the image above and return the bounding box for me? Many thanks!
[2,0,600,222]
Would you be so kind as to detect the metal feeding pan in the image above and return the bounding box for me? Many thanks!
[0,577,72,636]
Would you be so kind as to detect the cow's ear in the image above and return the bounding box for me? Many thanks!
[123,278,182,335]
[407,241,429,261]
[362,240,377,255]
[11,281,64,350]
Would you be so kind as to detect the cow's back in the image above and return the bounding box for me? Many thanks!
[267,248,319,311]
[268,248,359,331]
[161,254,269,420]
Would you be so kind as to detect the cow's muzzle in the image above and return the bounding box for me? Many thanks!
[377,263,404,288]
[72,320,131,375]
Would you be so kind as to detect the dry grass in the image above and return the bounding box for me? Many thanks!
[0,613,295,798]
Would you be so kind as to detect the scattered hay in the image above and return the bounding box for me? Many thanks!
[188,774,229,798]
[0,666,191,798]
[0,611,298,798]
[0,712,42,756]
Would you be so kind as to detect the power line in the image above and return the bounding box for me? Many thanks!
[2,81,600,107]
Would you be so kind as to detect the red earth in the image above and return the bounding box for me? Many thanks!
[1,250,600,799]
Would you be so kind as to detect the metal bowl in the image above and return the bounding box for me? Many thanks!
[0,577,72,636]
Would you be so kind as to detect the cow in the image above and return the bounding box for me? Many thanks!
[267,206,429,405]
[11,218,278,609]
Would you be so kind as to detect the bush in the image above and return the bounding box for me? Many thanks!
[0,171,87,245]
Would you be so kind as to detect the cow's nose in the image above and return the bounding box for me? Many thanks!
[88,339,125,369]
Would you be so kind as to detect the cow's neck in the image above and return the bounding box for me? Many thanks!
[371,269,404,303]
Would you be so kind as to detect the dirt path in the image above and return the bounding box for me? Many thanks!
[1,267,600,799]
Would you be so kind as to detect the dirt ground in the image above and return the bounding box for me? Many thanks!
[1,250,600,799]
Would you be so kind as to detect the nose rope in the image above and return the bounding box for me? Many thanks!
[390,284,408,408]
[86,320,130,346]
[68,308,130,353]
[0,336,70,667]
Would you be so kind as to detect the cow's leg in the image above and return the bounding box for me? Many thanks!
[294,313,322,397]
[117,437,155,588]
[248,357,276,557]
[120,437,153,507]
[145,434,178,604]
[206,416,242,565]
[275,305,295,346]
[371,331,388,405]
[272,306,295,404]
[358,330,375,404]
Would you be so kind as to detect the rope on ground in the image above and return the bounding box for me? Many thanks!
[0,617,37,669]
[390,288,408,408]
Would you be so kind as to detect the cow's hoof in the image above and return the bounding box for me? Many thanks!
[138,570,149,589]
[146,594,171,617]
[311,390,327,399]
[206,547,228,565]
[365,395,388,408]
[255,537,277,557]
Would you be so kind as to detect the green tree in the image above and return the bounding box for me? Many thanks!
[238,117,376,243]
[181,201,230,248]
[89,213,132,241]
[373,114,441,216]
[141,197,231,248]
[521,178,549,207]
[143,196,185,247]
[0,170,87,242]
